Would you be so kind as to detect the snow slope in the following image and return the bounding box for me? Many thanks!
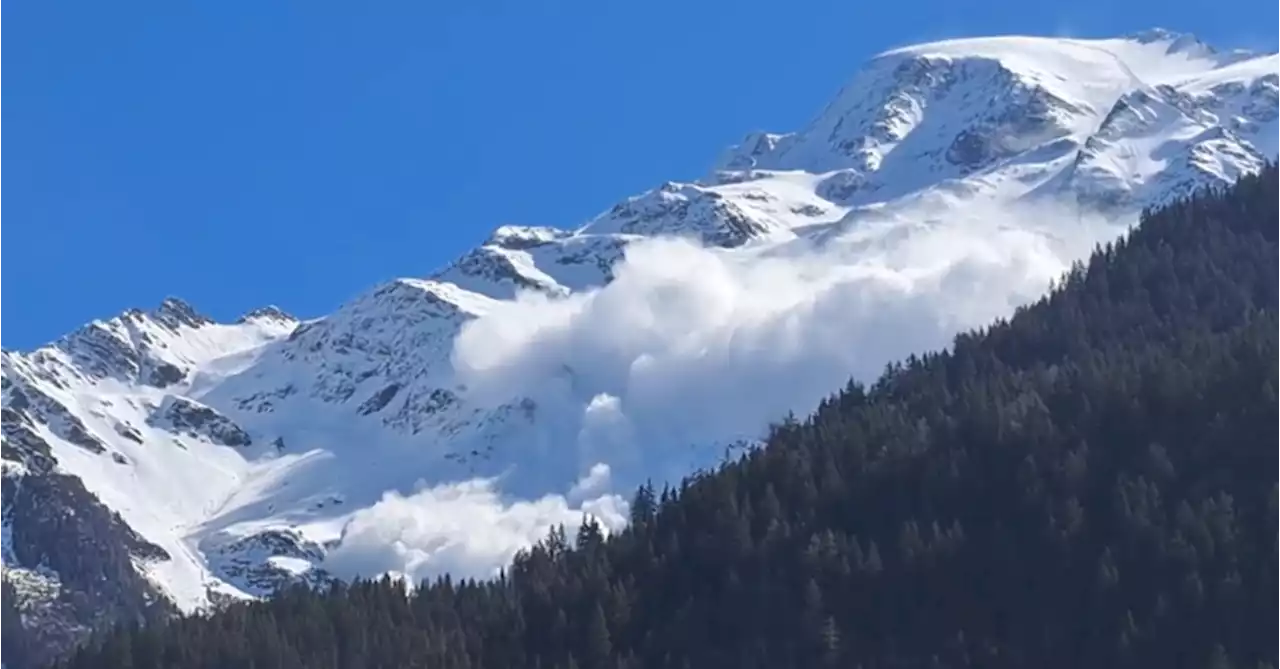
[2,28,1276,664]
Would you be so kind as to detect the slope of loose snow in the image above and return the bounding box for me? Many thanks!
[2,30,1276,631]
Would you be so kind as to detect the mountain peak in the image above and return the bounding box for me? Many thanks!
[1126,27,1187,43]
[484,225,570,249]
[237,305,297,325]
[1125,27,1196,47]
[154,297,213,330]
[1125,28,1218,58]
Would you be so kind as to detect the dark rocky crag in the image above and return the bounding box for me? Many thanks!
[2,417,174,669]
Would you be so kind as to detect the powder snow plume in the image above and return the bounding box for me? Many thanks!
[324,469,627,583]
[451,198,1124,481]
[313,197,1127,585]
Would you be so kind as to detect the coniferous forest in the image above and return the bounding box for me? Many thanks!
[58,167,1278,668]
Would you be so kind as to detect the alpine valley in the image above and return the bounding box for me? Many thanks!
[2,29,1276,667]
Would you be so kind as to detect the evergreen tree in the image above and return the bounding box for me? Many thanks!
[1,580,30,668]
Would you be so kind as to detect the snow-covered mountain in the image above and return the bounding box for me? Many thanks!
[3,29,1276,667]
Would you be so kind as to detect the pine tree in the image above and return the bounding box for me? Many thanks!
[582,602,613,669]
[1,579,29,669]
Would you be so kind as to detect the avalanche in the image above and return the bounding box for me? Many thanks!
[2,31,1275,661]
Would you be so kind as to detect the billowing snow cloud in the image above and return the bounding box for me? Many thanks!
[328,197,1128,584]
[452,197,1127,490]
[325,472,627,584]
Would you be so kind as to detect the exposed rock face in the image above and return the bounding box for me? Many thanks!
[144,360,187,388]
[2,411,57,482]
[583,182,779,247]
[816,169,869,204]
[3,447,173,669]
[154,297,214,330]
[356,383,402,416]
[148,396,252,447]
[237,305,297,324]
[5,379,106,456]
[203,529,331,597]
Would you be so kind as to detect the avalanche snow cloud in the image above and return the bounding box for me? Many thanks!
[325,473,628,583]
[325,198,1125,585]
[454,200,1122,455]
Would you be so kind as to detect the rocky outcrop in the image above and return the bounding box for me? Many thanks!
[356,383,402,416]
[2,461,173,668]
[203,529,330,597]
[153,297,214,330]
[148,395,252,447]
[237,305,296,324]
[1,412,57,480]
[584,182,780,247]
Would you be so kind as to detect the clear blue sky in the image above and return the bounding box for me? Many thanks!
[5,0,1276,349]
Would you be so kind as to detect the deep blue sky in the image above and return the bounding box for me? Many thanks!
[5,0,1276,349]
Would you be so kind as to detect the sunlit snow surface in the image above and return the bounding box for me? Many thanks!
[2,30,1276,611]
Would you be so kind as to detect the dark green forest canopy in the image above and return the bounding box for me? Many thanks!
[57,166,1279,669]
